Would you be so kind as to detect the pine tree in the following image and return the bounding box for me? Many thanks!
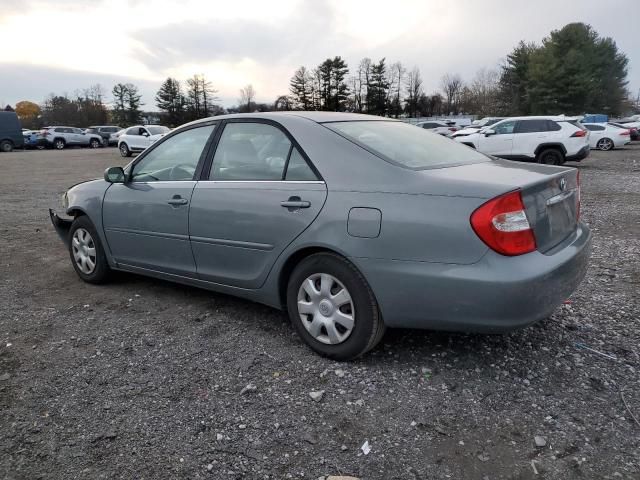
[367,58,389,116]
[124,83,143,125]
[156,78,185,126]
[111,83,128,125]
[289,66,313,110]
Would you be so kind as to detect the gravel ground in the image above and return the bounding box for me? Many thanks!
[0,145,639,479]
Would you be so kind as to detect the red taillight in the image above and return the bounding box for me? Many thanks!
[620,130,630,136]
[448,127,457,132]
[571,130,587,137]
[470,190,536,256]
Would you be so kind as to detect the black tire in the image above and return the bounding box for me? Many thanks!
[536,148,563,165]
[102,138,108,147]
[68,216,111,284]
[54,138,65,150]
[286,253,385,361]
[90,138,100,149]
[119,143,131,157]
[0,140,13,153]
[597,137,614,151]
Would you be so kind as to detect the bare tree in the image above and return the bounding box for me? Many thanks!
[468,68,499,116]
[239,84,256,112]
[440,73,463,114]
[404,67,423,118]
[387,62,405,117]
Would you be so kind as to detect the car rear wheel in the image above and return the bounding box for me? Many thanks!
[536,148,563,165]
[54,139,65,150]
[596,138,614,151]
[0,140,13,152]
[90,138,100,148]
[68,216,111,284]
[287,253,385,361]
[102,138,108,147]
[119,143,131,157]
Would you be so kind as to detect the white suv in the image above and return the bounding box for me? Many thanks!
[453,116,590,165]
[414,120,458,136]
[118,125,170,157]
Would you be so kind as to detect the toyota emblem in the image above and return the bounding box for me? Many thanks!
[559,178,566,191]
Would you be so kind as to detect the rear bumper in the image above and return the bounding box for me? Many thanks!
[49,209,72,246]
[354,222,592,332]
[566,145,590,162]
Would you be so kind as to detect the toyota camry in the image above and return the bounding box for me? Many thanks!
[50,112,591,360]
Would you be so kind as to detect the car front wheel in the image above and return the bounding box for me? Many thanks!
[287,253,385,361]
[119,143,131,157]
[68,216,111,284]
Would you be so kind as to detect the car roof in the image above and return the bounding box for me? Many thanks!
[181,111,395,129]
[497,116,576,122]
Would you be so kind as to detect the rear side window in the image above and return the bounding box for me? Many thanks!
[515,119,549,133]
[285,148,317,181]
[546,120,561,131]
[325,120,488,170]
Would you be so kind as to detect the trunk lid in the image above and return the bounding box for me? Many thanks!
[423,159,579,253]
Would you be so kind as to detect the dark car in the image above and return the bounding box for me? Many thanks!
[0,112,25,152]
[85,126,122,146]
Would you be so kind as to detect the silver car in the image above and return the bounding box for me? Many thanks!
[50,112,591,360]
[42,126,103,149]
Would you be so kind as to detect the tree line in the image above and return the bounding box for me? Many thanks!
[8,22,636,130]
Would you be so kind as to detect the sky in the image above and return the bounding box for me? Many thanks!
[0,0,638,109]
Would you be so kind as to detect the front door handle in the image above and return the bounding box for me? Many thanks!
[281,196,310,209]
[167,195,188,206]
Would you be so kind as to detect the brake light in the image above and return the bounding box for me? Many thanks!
[620,130,630,136]
[570,130,587,137]
[470,190,536,256]
[448,127,457,132]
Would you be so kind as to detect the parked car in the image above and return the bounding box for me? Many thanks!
[454,116,590,165]
[41,126,103,149]
[110,128,126,145]
[610,122,639,141]
[50,112,591,360]
[451,117,505,138]
[85,126,122,146]
[414,120,458,136]
[118,125,170,156]
[0,111,25,152]
[583,123,631,150]
[22,130,46,149]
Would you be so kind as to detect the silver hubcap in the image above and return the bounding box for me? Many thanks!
[72,228,97,274]
[599,139,612,150]
[297,273,355,345]
[56,141,63,149]
[120,145,127,155]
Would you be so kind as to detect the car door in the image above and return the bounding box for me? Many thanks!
[189,120,327,289]
[73,128,88,145]
[477,119,516,157]
[512,119,550,157]
[102,123,217,276]
[125,127,144,150]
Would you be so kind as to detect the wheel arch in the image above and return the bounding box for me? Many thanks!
[534,143,567,156]
[277,246,352,309]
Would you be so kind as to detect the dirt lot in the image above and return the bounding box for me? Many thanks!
[1,145,639,479]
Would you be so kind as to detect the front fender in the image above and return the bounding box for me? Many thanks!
[49,209,72,246]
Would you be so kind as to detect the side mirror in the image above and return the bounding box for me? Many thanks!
[142,132,150,137]
[104,166,125,183]
[484,129,496,136]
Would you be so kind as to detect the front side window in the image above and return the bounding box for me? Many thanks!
[585,124,605,131]
[326,120,488,170]
[210,123,292,181]
[493,120,517,135]
[126,127,139,135]
[131,125,215,182]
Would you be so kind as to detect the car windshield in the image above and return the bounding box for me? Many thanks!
[325,121,489,170]
[147,126,170,135]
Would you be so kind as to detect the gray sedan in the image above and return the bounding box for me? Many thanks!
[50,112,591,360]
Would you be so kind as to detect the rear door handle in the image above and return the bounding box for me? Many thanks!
[167,195,188,206]
[281,196,310,209]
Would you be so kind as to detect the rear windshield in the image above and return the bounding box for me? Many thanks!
[324,120,488,170]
